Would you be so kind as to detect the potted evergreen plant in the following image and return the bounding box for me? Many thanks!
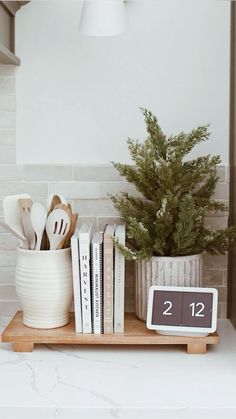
[110,109,236,321]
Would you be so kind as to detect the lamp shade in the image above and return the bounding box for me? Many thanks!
[79,0,127,37]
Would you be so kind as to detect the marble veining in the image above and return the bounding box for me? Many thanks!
[0,319,236,419]
[44,344,139,369]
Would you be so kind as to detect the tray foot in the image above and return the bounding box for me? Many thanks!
[187,343,207,354]
[13,342,34,352]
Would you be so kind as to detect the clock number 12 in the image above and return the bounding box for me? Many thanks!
[189,302,205,317]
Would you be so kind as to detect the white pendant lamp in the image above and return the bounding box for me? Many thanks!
[79,0,127,37]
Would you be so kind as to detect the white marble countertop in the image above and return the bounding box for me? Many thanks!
[0,317,236,419]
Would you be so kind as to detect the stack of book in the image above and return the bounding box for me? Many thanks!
[71,223,126,334]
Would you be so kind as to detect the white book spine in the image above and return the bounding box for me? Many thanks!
[79,237,92,333]
[71,236,82,333]
[114,226,125,333]
[91,242,103,334]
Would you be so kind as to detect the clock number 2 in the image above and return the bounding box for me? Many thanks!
[163,300,172,316]
[189,302,205,317]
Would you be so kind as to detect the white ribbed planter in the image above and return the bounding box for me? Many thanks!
[135,253,203,321]
[15,248,73,329]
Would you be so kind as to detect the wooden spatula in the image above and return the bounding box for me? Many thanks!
[3,194,31,238]
[18,199,35,250]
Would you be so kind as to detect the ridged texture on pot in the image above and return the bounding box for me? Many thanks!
[15,248,73,329]
[135,254,203,321]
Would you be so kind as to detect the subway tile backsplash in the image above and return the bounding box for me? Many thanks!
[0,181,48,199]
[0,111,16,129]
[0,129,15,146]
[73,165,122,182]
[23,165,73,182]
[0,65,230,318]
[0,95,16,111]
[0,147,16,164]
[0,77,15,94]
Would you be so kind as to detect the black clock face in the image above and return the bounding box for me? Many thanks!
[151,290,213,328]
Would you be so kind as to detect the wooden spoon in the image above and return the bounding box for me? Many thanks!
[47,194,67,214]
[54,203,71,218]
[62,213,78,249]
[43,195,68,250]
[47,195,61,215]
[54,204,78,248]
[31,202,47,250]
[46,208,71,250]
[67,203,73,215]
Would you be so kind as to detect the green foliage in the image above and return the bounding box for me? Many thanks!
[110,109,234,260]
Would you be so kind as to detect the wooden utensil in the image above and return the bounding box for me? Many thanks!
[54,203,71,218]
[46,208,71,250]
[54,204,78,249]
[67,203,73,215]
[43,195,68,250]
[3,194,31,238]
[47,194,62,215]
[19,199,35,250]
[62,213,78,249]
[47,194,68,214]
[52,204,72,249]
[31,202,47,250]
[0,221,29,249]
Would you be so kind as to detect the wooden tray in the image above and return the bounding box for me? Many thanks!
[0,311,219,354]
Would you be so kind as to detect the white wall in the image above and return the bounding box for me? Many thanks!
[15,0,230,165]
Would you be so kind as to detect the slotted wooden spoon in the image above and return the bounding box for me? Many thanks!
[54,204,78,249]
[46,208,71,250]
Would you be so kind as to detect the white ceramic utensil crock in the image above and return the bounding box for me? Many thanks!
[15,247,73,329]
